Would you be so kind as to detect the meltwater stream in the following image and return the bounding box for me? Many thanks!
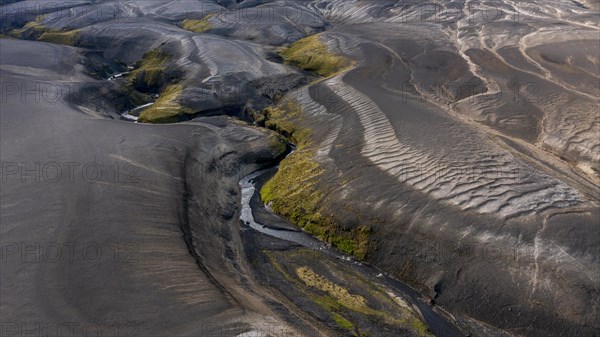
[238,167,465,337]
[121,102,154,122]
[239,168,330,250]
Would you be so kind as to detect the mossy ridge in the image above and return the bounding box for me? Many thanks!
[263,250,356,333]
[137,84,192,123]
[311,293,357,335]
[263,102,310,145]
[297,266,433,336]
[9,16,48,39]
[9,16,80,46]
[181,14,215,33]
[266,250,359,334]
[263,249,432,336]
[279,34,354,78]
[260,101,371,259]
[296,265,391,320]
[333,313,355,333]
[261,148,371,257]
[38,29,80,46]
[411,319,430,336]
[128,49,171,89]
[297,266,368,311]
[124,49,198,123]
[269,134,288,154]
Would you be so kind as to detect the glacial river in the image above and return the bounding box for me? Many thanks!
[238,167,465,337]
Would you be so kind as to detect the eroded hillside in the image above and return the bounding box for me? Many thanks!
[1,1,598,337]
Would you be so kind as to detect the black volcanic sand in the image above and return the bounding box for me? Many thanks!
[242,228,463,337]
[250,167,303,232]
[242,170,470,336]
[0,38,301,336]
[1,1,599,337]
[280,13,598,337]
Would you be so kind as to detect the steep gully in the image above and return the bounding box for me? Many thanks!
[239,155,465,337]
[109,69,467,334]
[105,56,464,337]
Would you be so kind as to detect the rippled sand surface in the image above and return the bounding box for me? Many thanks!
[1,1,598,336]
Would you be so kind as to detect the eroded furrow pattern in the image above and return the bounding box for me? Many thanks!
[324,76,583,217]
[294,86,343,162]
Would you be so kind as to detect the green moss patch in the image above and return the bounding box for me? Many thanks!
[297,266,368,311]
[263,102,311,146]
[262,249,433,336]
[128,49,171,90]
[297,265,432,335]
[333,313,355,332]
[309,290,356,333]
[126,49,194,123]
[260,101,370,259]
[138,84,193,123]
[8,16,80,46]
[9,16,48,40]
[181,14,214,33]
[38,29,80,46]
[411,319,430,336]
[269,134,288,154]
[279,34,354,78]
